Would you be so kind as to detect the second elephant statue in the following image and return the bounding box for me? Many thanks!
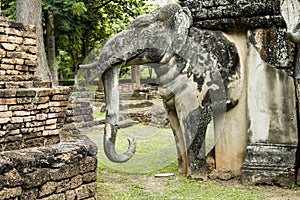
[80,4,241,178]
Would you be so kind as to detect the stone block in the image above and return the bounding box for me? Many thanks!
[9,105,25,111]
[6,52,23,58]
[50,164,81,181]
[9,129,20,135]
[7,36,23,44]
[13,111,30,116]
[11,117,23,123]
[36,88,51,97]
[23,38,36,45]
[38,181,57,198]
[0,49,6,57]
[24,104,36,111]
[36,113,48,121]
[2,169,22,187]
[1,43,16,51]
[80,157,97,174]
[0,186,22,199]
[242,143,296,187]
[16,89,36,97]
[24,137,45,148]
[51,87,71,95]
[46,118,57,125]
[75,182,97,199]
[0,64,14,70]
[24,60,37,66]
[69,174,83,189]
[0,35,8,42]
[49,101,70,108]
[23,116,36,122]
[42,130,59,136]
[47,113,60,119]
[0,111,12,118]
[6,69,19,75]
[15,65,29,72]
[0,90,17,97]
[27,46,36,54]
[4,27,16,35]
[37,103,49,110]
[44,124,57,130]
[22,53,37,61]
[20,188,39,200]
[34,96,50,104]
[0,105,8,111]
[82,172,97,183]
[17,97,32,104]
[0,98,16,105]
[51,95,69,101]
[39,193,65,200]
[0,117,10,124]
[65,189,77,200]
[33,81,52,88]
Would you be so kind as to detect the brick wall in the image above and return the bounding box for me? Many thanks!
[0,16,97,199]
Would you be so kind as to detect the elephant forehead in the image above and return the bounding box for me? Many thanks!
[105,29,172,54]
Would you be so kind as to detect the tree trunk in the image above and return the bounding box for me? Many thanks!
[0,2,2,16]
[46,11,58,86]
[131,65,141,89]
[16,0,52,82]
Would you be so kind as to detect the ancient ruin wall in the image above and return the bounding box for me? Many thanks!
[180,0,284,30]
[180,0,298,187]
[0,17,71,151]
[0,16,97,199]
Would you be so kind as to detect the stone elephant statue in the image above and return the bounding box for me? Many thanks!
[80,4,241,178]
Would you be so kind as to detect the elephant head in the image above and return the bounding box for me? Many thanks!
[80,4,194,163]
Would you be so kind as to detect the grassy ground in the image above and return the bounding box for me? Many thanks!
[82,124,300,200]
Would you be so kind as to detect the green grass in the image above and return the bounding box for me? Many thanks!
[93,111,106,118]
[96,161,265,200]
[83,124,300,200]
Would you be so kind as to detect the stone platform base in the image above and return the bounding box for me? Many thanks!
[0,128,98,200]
[241,143,297,188]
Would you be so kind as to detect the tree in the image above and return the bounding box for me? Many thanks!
[131,66,141,89]
[16,0,52,82]
[46,11,58,85]
[2,0,154,85]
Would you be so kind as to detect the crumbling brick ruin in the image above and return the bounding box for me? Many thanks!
[0,16,97,199]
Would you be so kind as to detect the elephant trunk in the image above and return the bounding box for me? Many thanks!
[103,67,136,163]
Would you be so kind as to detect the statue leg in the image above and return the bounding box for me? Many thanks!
[163,97,188,174]
[173,89,212,179]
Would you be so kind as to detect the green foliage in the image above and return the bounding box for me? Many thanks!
[1,0,155,80]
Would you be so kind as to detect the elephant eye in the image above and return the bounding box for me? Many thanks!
[147,48,164,62]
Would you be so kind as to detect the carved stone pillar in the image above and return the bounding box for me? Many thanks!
[180,0,299,187]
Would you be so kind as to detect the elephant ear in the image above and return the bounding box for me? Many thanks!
[172,7,193,54]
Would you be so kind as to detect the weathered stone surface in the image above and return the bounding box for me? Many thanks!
[39,181,57,197]
[80,156,97,174]
[21,188,39,200]
[39,193,65,200]
[82,172,97,183]
[242,143,296,187]
[180,0,284,30]
[75,182,97,199]
[0,186,22,199]
[1,169,22,187]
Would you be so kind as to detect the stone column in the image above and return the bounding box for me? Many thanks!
[241,28,298,187]
[214,32,248,177]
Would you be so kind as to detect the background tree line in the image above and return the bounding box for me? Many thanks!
[1,0,155,85]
